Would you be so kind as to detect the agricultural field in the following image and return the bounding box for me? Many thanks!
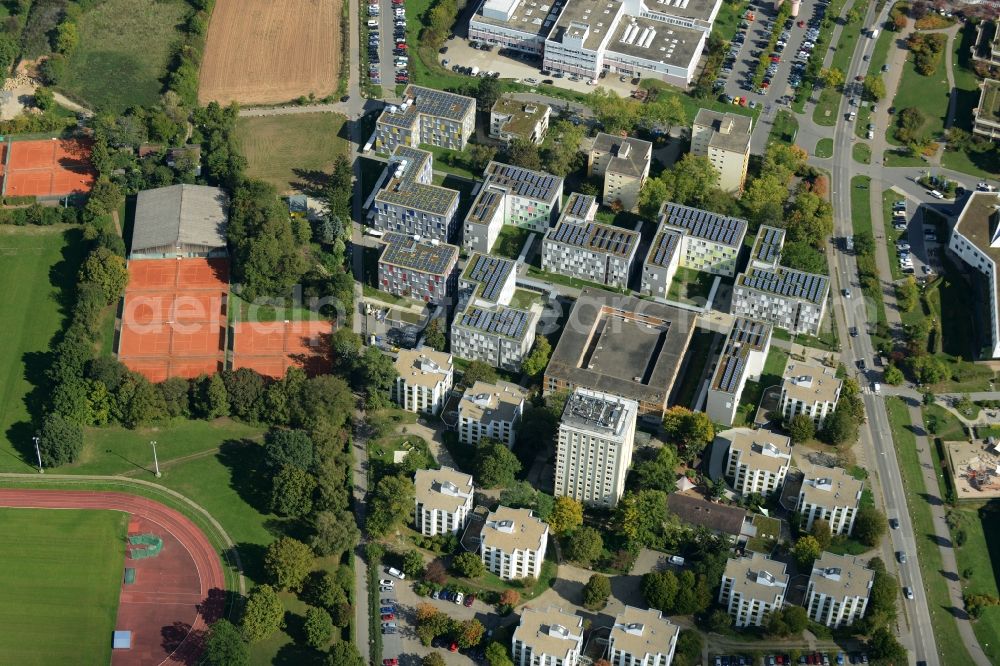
[199,0,341,105]
[59,0,190,112]
[236,113,349,194]
[0,508,127,665]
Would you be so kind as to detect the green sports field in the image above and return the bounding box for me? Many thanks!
[0,508,127,664]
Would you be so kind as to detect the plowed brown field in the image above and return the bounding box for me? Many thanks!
[198,0,340,105]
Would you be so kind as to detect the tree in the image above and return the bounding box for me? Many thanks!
[521,335,552,376]
[565,526,603,565]
[462,360,498,387]
[788,414,816,443]
[423,319,446,351]
[367,474,415,536]
[810,518,833,549]
[355,346,397,407]
[641,570,679,611]
[793,535,821,568]
[474,440,522,488]
[498,589,520,612]
[469,143,498,172]
[478,77,502,109]
[615,490,671,546]
[241,584,284,642]
[884,364,904,385]
[203,619,249,666]
[326,641,365,666]
[783,605,808,634]
[270,465,317,517]
[633,445,680,493]
[222,368,267,421]
[310,509,359,557]
[854,505,888,547]
[197,373,230,418]
[895,277,919,312]
[504,137,542,170]
[452,551,487,578]
[661,407,715,462]
[264,537,314,591]
[540,120,584,176]
[33,86,54,111]
[867,626,908,664]
[639,175,670,219]
[704,609,732,632]
[674,629,704,666]
[79,247,128,304]
[673,570,711,614]
[423,654,447,666]
[820,406,859,445]
[548,496,583,536]
[456,618,485,648]
[303,607,333,649]
[582,573,611,610]
[742,173,789,227]
[863,74,887,101]
[485,641,514,666]
[292,375,353,431]
[818,67,846,88]
[38,412,84,467]
[264,428,313,470]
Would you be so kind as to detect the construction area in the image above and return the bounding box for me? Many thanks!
[946,438,1000,499]
[0,137,96,198]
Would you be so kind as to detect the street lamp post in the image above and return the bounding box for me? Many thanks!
[32,434,43,474]
[150,440,161,478]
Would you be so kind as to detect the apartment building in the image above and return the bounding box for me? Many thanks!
[391,347,454,415]
[704,317,773,426]
[458,253,519,308]
[413,466,474,536]
[749,225,785,270]
[690,109,752,193]
[948,191,1000,357]
[640,227,683,299]
[490,97,551,145]
[718,552,789,628]
[463,161,564,253]
[796,462,864,535]
[555,388,638,507]
[480,506,549,580]
[779,360,842,426]
[732,266,829,335]
[370,146,460,242]
[458,380,528,447]
[805,552,874,629]
[542,217,640,289]
[452,304,540,371]
[973,20,1000,67]
[721,428,791,497]
[589,133,652,212]
[974,78,1000,141]
[608,606,679,666]
[377,232,460,303]
[658,202,747,277]
[375,85,476,153]
[511,606,583,666]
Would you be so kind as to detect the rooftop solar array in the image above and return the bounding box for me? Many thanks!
[463,253,516,302]
[564,192,596,220]
[548,220,639,257]
[375,156,459,216]
[739,267,829,305]
[752,225,785,264]
[380,232,459,274]
[645,228,683,268]
[485,161,562,202]
[730,317,772,351]
[457,305,532,340]
[713,346,748,393]
[467,186,505,225]
[406,85,475,121]
[660,202,747,248]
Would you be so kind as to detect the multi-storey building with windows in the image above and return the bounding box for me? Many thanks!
[490,97,551,145]
[658,202,747,277]
[779,360,842,426]
[555,388,638,507]
[974,20,1000,67]
[589,133,651,212]
[391,347,454,414]
[749,225,785,270]
[732,266,829,335]
[458,380,528,447]
[375,86,476,153]
[796,462,864,535]
[948,191,1000,357]
[690,109,752,193]
[640,226,683,299]
[704,317,773,425]
[463,162,564,253]
[718,552,789,628]
[974,78,1000,142]
[721,428,791,497]
[377,232,460,304]
[608,606,679,666]
[542,215,640,288]
[805,552,874,629]
[458,253,519,307]
[480,506,549,580]
[511,606,584,666]
[413,466,474,536]
[370,146,460,242]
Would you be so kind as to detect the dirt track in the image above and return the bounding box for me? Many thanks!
[198,0,341,105]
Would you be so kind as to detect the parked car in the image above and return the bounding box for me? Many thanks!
[381,613,395,621]
[464,594,476,607]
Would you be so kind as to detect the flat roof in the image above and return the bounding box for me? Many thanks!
[414,466,474,514]
[723,552,789,602]
[467,184,507,227]
[375,156,459,217]
[549,0,624,51]
[644,227,683,268]
[563,192,597,221]
[610,606,679,660]
[546,219,639,257]
[606,16,702,68]
[482,505,548,553]
[798,461,864,509]
[484,161,563,202]
[380,232,459,275]
[751,225,786,266]
[455,304,534,340]
[783,360,841,405]
[659,202,747,248]
[721,427,792,473]
[513,606,583,661]
[711,345,750,394]
[460,380,528,424]
[394,347,453,388]
[461,253,517,303]
[729,317,772,352]
[667,491,746,535]
[809,552,874,600]
[979,78,1000,125]
[693,108,753,154]
[473,0,562,39]
[545,288,695,408]
[408,85,475,120]
[492,98,550,137]
[737,266,829,305]
[560,387,638,438]
[953,192,1000,304]
[642,0,721,23]
[592,133,652,178]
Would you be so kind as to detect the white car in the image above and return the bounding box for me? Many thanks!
[928,189,944,199]
[454,592,465,605]
[904,587,914,600]
[386,567,406,580]
[379,579,395,587]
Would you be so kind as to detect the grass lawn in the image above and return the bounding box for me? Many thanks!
[418,143,478,180]
[954,501,1000,665]
[941,24,1000,178]
[886,397,973,665]
[854,105,871,139]
[815,138,834,158]
[883,150,927,167]
[851,175,890,342]
[831,8,863,74]
[813,87,842,127]
[509,288,541,310]
[229,292,324,324]
[493,225,533,260]
[0,227,86,472]
[887,45,950,145]
[735,347,788,426]
[867,15,896,74]
[236,113,349,194]
[712,0,748,39]
[526,266,623,294]
[769,109,798,145]
[59,0,190,112]
[0,508,127,665]
[667,266,716,305]
[923,403,967,444]
[853,142,871,164]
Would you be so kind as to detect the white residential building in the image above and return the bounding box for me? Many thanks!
[640,227,683,299]
[718,552,789,628]
[589,133,652,212]
[658,202,747,277]
[490,97,551,144]
[948,191,1000,358]
[690,109,752,193]
[732,266,829,336]
[608,606,679,666]
[796,462,864,535]
[721,428,792,497]
[458,380,528,447]
[704,317,773,426]
[391,348,454,414]
[779,361,842,427]
[413,467,474,536]
[480,505,549,580]
[512,606,583,666]
[805,552,874,629]
[555,388,638,507]
[542,213,640,288]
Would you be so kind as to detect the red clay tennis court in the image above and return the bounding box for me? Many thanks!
[232,320,332,378]
[127,258,229,291]
[1,138,97,197]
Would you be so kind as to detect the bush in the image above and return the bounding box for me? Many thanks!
[303,607,333,649]
[582,574,611,610]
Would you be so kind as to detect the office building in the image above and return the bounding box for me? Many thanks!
[704,317,773,426]
[490,97,551,144]
[608,606,679,666]
[732,266,829,335]
[392,347,454,414]
[370,146,460,242]
[640,226,683,299]
[779,360,842,426]
[796,462,864,535]
[376,85,476,153]
[658,202,747,277]
[458,380,529,447]
[718,552,789,628]
[377,232,460,303]
[413,466,475,536]
[948,191,1000,357]
[805,552,874,629]
[480,506,549,580]
[542,216,640,288]
[589,133,651,212]
[511,606,584,666]
[721,428,791,497]
[690,109,752,193]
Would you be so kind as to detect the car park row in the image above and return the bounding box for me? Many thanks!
[368,0,408,87]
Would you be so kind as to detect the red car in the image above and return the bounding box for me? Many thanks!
[383,660,399,666]
[770,55,780,63]
[464,593,475,607]
[449,642,459,652]
[381,613,395,621]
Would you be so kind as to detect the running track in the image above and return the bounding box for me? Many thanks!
[0,489,225,665]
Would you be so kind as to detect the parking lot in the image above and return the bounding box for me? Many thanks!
[367,0,410,92]
[711,652,870,666]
